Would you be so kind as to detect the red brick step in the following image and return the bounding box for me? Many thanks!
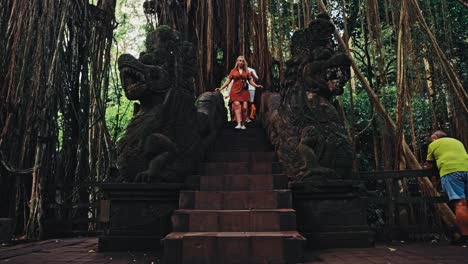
[199,161,281,175]
[172,209,297,232]
[179,190,292,209]
[206,151,276,162]
[213,143,274,152]
[162,122,305,263]
[215,135,270,144]
[217,127,267,138]
[200,173,288,191]
[163,231,305,264]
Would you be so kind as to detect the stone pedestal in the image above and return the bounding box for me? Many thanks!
[98,183,182,251]
[0,218,13,243]
[290,180,374,248]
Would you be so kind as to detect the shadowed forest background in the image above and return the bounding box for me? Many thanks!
[0,0,467,240]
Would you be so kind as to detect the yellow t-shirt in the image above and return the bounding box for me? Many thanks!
[426,137,468,177]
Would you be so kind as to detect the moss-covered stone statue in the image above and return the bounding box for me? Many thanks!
[115,26,226,183]
[261,14,352,181]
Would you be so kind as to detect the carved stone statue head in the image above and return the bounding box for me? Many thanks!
[117,25,196,110]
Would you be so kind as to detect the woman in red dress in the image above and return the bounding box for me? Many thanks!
[216,56,263,129]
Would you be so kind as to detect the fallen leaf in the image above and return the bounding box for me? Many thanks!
[387,247,397,252]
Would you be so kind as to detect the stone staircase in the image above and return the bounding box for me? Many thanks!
[163,124,305,264]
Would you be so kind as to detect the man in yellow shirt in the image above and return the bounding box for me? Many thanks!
[426,130,468,243]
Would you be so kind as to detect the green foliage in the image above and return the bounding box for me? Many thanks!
[105,95,134,141]
[104,0,147,142]
[342,85,373,170]
[342,82,435,169]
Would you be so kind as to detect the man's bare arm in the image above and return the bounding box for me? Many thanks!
[424,162,434,169]
[424,160,435,169]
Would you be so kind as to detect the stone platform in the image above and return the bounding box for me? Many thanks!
[290,180,373,248]
[98,183,182,251]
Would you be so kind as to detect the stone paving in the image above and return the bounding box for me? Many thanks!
[1,238,467,264]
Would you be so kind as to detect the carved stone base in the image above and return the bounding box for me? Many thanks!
[98,183,182,251]
[0,218,13,243]
[290,180,374,248]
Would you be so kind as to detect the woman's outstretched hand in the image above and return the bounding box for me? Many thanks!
[256,85,263,89]
[215,87,221,92]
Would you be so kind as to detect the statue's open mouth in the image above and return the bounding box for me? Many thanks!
[325,66,349,93]
[326,66,346,83]
[120,67,146,93]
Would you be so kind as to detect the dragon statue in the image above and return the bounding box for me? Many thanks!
[115,26,226,183]
[261,14,353,181]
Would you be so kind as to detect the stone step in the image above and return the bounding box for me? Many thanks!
[216,133,268,141]
[213,143,274,152]
[179,190,292,210]
[199,162,281,175]
[172,209,297,232]
[200,174,288,191]
[215,134,270,143]
[163,231,305,264]
[206,151,276,162]
[219,127,267,137]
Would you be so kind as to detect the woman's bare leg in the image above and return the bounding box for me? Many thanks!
[242,101,248,125]
[233,101,242,126]
[455,199,468,236]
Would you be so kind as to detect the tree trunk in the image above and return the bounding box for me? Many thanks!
[422,50,438,131]
[276,0,286,85]
[409,0,467,114]
[290,0,296,30]
[317,0,457,230]
[0,0,116,239]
